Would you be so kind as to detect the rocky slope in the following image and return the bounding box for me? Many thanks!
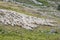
[0,9,57,30]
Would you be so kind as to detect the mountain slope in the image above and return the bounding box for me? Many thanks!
[0,1,60,40]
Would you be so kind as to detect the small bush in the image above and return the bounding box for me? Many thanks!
[57,5,60,10]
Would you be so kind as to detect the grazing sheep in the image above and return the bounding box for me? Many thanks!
[0,9,56,30]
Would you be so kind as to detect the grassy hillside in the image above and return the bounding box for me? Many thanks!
[0,1,55,18]
[0,23,60,40]
[0,1,60,40]
[15,0,60,7]
[0,1,44,18]
[15,0,50,6]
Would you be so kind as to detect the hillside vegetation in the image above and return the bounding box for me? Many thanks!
[0,1,60,40]
[0,1,43,18]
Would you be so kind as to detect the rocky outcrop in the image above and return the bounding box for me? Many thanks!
[0,9,56,30]
[32,0,42,5]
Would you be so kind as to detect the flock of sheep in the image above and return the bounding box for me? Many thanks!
[0,9,56,30]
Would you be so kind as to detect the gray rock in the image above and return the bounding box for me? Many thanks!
[49,29,57,33]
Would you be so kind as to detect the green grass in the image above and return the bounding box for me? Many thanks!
[0,24,60,40]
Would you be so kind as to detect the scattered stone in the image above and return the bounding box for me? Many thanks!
[49,29,57,34]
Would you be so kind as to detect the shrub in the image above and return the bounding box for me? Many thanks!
[57,5,60,10]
